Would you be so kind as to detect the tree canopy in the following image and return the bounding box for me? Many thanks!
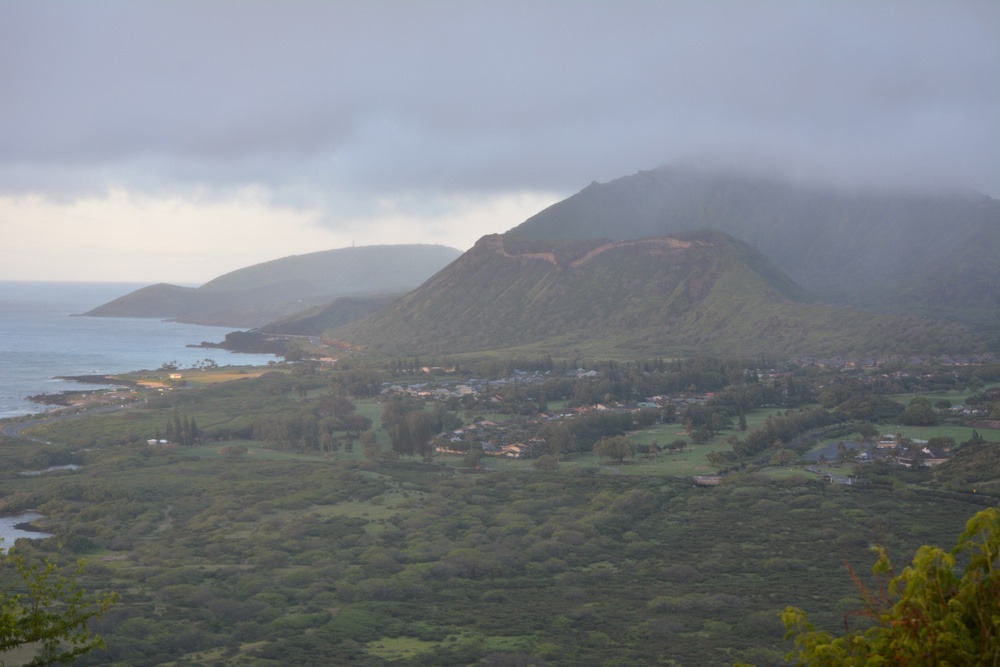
[593,435,635,465]
[772,508,999,666]
[0,550,118,666]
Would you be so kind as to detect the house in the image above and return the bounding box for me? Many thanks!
[501,443,530,458]
[897,446,951,468]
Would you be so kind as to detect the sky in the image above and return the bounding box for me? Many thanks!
[1,1,998,283]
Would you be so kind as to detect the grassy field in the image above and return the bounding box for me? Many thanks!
[162,367,274,385]
[891,423,986,443]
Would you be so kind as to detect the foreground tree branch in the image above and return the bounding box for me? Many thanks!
[768,507,999,666]
[0,549,118,666]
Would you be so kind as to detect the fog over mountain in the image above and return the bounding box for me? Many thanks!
[505,165,1000,317]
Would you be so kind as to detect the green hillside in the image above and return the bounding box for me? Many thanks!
[259,293,405,336]
[505,166,1000,320]
[332,231,985,359]
[84,244,461,327]
[198,244,461,293]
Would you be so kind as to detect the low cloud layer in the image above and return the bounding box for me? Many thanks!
[1,1,997,281]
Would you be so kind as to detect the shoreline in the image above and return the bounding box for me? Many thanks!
[54,374,144,387]
[27,374,143,406]
[12,520,47,534]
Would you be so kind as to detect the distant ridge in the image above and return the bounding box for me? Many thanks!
[332,230,984,358]
[84,244,462,327]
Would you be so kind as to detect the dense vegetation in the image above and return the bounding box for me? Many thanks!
[0,440,991,667]
[774,508,999,666]
[2,355,998,665]
[259,294,406,336]
[332,232,985,359]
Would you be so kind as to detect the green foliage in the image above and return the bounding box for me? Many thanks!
[778,508,1000,666]
[0,551,118,665]
[836,395,905,422]
[8,360,1000,666]
[592,435,635,464]
[504,165,1000,332]
[932,442,1000,496]
[0,442,987,667]
[261,293,406,336]
[334,230,986,359]
[740,407,841,458]
[898,397,939,426]
[533,455,559,472]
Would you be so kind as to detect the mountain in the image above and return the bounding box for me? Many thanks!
[258,293,405,336]
[84,244,462,327]
[505,166,1000,324]
[331,230,984,359]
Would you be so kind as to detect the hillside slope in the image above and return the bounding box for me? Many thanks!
[258,293,405,336]
[505,166,1000,320]
[333,231,984,359]
[84,244,461,327]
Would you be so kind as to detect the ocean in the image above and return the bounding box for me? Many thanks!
[0,281,277,419]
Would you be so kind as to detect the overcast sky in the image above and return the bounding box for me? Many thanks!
[2,1,997,283]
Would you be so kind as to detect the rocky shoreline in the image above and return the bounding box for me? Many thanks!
[27,374,141,406]
[13,520,47,534]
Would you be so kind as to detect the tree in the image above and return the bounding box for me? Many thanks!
[342,413,373,437]
[963,429,986,447]
[0,550,118,665]
[898,397,938,426]
[463,444,484,469]
[770,448,798,466]
[592,435,635,465]
[690,427,712,444]
[775,508,1000,666]
[361,430,396,464]
[856,422,879,442]
[538,423,576,457]
[389,410,435,458]
[319,395,356,418]
[533,455,560,472]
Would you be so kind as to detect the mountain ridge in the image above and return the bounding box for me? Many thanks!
[331,230,983,359]
[505,165,1000,316]
[84,244,462,327]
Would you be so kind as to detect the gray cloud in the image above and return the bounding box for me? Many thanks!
[1,0,998,205]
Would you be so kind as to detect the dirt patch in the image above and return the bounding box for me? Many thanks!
[570,237,696,267]
[102,552,130,562]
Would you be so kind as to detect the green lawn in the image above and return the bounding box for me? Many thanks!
[886,423,991,444]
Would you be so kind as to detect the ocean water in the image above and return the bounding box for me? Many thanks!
[0,281,276,419]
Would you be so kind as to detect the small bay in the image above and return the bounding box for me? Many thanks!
[0,512,54,548]
[0,281,276,419]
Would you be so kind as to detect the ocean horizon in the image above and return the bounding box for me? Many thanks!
[0,281,276,419]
